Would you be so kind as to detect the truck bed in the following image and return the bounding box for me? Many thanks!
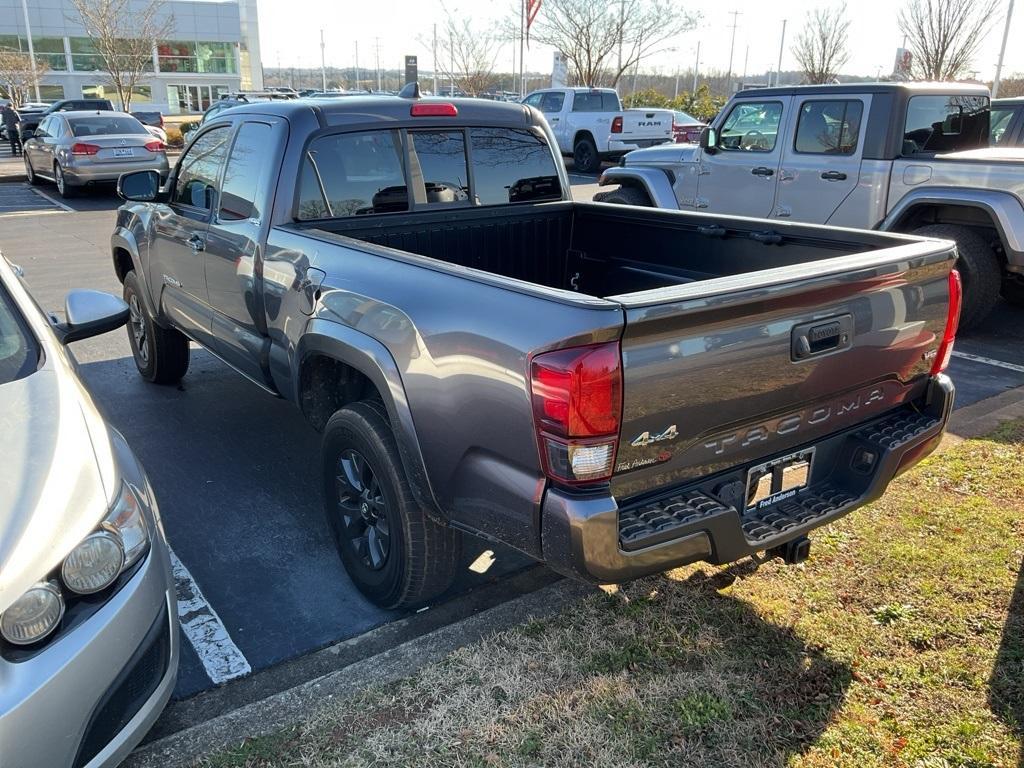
[302,201,904,300]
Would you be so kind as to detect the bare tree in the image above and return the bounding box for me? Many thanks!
[67,0,174,111]
[427,14,501,96]
[530,0,697,88]
[791,5,851,84]
[0,49,49,107]
[897,0,999,81]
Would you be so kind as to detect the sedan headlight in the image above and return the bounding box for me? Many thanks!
[0,582,64,645]
[61,531,125,594]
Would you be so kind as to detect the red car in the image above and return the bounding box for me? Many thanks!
[672,110,705,143]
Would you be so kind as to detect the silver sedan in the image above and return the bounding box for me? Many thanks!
[22,111,170,199]
[0,254,179,767]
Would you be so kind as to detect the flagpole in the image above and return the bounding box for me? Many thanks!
[519,0,526,97]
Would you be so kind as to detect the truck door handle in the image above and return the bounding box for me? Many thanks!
[820,170,847,181]
[751,167,775,177]
[187,234,205,253]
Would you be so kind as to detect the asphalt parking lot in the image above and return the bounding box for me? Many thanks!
[3,177,1023,706]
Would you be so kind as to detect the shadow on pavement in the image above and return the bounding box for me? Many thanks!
[78,350,533,699]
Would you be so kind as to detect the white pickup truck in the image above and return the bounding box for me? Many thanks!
[523,87,673,173]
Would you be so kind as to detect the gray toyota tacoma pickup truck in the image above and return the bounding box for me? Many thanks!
[596,83,1024,329]
[110,90,960,609]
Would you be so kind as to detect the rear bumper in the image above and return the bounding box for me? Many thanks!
[605,138,673,155]
[540,374,954,583]
[64,158,169,185]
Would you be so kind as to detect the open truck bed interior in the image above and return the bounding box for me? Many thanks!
[300,202,904,299]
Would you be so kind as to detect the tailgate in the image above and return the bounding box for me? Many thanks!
[609,238,956,501]
[620,109,673,143]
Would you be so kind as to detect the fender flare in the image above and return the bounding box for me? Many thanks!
[597,166,679,209]
[880,187,1024,270]
[295,319,444,519]
[110,228,161,322]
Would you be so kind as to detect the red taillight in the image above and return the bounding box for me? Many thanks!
[410,102,458,117]
[611,116,623,134]
[930,269,962,375]
[70,142,99,156]
[144,140,165,152]
[530,342,622,484]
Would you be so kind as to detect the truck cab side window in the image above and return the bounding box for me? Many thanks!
[718,101,783,152]
[523,93,543,108]
[172,127,231,211]
[539,92,564,113]
[219,122,272,221]
[794,100,863,154]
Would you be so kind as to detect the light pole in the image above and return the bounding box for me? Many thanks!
[692,40,700,93]
[774,19,787,88]
[320,29,326,91]
[993,0,1015,98]
[726,10,742,93]
[20,0,41,102]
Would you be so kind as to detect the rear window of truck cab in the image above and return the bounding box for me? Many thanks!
[902,95,989,155]
[296,126,562,220]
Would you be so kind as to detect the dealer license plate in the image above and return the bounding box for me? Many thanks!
[746,448,815,510]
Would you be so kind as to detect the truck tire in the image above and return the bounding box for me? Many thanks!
[1001,277,1024,307]
[322,400,460,609]
[573,136,600,174]
[593,186,652,207]
[913,224,1001,330]
[122,270,190,384]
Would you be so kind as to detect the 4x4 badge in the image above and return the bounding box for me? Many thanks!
[630,425,678,447]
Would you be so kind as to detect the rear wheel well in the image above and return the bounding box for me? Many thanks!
[894,204,1006,262]
[573,130,596,148]
[113,247,134,284]
[299,354,384,432]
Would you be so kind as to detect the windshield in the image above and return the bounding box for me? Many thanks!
[67,116,148,137]
[0,283,40,385]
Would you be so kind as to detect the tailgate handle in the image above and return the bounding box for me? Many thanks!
[791,315,853,361]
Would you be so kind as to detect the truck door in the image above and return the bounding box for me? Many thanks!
[151,124,232,345]
[203,118,284,388]
[539,91,569,151]
[697,97,789,218]
[775,97,867,223]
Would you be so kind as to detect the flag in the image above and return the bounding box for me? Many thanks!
[526,0,542,45]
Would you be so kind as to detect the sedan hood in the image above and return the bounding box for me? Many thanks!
[0,355,114,615]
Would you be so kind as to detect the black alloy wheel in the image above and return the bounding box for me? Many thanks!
[335,449,391,571]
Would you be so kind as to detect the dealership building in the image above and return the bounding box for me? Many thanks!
[0,0,263,113]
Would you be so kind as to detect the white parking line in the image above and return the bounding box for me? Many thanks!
[169,548,252,685]
[951,350,1024,375]
[28,186,74,212]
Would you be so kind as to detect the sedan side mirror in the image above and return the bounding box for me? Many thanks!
[54,290,129,344]
[699,127,718,154]
[20,128,34,140]
[117,169,162,202]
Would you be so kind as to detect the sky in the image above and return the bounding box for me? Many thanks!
[255,0,1023,84]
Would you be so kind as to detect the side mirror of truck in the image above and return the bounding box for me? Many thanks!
[699,127,718,154]
[117,169,162,202]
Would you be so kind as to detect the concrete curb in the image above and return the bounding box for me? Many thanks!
[947,384,1024,440]
[123,579,594,767]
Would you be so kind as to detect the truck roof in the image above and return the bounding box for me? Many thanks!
[211,94,536,128]
[734,82,989,99]
[994,97,1024,106]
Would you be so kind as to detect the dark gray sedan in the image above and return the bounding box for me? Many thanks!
[23,111,170,199]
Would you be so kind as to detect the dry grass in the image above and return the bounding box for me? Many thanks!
[201,421,1024,768]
